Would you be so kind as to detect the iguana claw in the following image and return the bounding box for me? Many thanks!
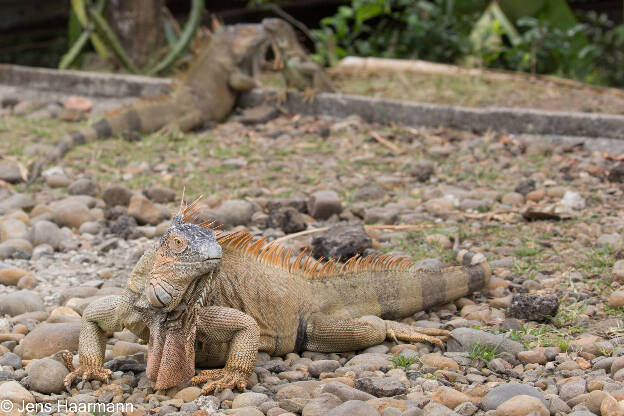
[64,366,112,391]
[157,123,184,140]
[191,369,248,394]
[386,323,450,348]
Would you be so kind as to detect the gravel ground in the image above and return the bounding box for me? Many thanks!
[0,88,623,416]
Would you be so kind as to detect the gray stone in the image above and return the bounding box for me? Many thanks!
[447,328,524,356]
[354,377,408,397]
[30,220,71,250]
[14,322,80,359]
[364,207,399,225]
[308,360,341,378]
[0,219,28,242]
[508,294,559,322]
[50,198,92,228]
[481,383,547,410]
[423,402,459,416]
[561,191,585,210]
[345,353,392,371]
[0,193,35,214]
[307,190,342,220]
[558,379,586,403]
[597,233,621,246]
[321,381,376,402]
[327,400,380,416]
[145,186,176,203]
[103,184,133,207]
[26,358,69,394]
[454,401,478,416]
[232,392,269,409]
[401,409,424,416]
[302,393,342,416]
[311,222,372,261]
[0,290,44,316]
[68,178,99,196]
[0,161,23,183]
[0,352,21,369]
[78,221,101,235]
[216,199,255,227]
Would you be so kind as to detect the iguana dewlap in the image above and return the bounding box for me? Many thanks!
[66,198,490,393]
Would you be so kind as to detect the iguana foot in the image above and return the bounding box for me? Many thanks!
[157,123,184,140]
[267,90,288,106]
[64,365,112,391]
[302,88,317,104]
[386,323,450,348]
[192,369,248,394]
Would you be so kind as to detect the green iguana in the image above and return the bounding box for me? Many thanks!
[63,197,491,394]
[262,18,337,103]
[28,23,269,184]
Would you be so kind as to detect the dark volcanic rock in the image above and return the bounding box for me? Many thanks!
[311,223,372,261]
[268,206,306,234]
[408,160,435,182]
[265,198,308,214]
[514,179,536,196]
[107,215,138,239]
[608,163,624,183]
[354,376,408,397]
[508,294,559,322]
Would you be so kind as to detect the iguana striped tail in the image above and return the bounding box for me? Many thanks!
[309,248,491,320]
[27,96,177,184]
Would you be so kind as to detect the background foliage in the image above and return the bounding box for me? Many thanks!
[310,0,624,87]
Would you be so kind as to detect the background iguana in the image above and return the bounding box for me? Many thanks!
[28,23,269,183]
[262,18,337,103]
[64,196,491,394]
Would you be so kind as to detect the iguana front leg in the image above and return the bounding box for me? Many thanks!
[303,314,449,352]
[64,295,124,389]
[193,306,260,394]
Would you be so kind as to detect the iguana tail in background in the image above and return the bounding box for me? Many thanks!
[27,96,178,184]
[309,248,491,320]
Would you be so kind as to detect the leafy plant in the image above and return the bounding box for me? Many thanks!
[311,0,476,66]
[467,341,500,363]
[392,354,417,370]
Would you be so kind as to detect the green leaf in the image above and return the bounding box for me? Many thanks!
[355,4,384,23]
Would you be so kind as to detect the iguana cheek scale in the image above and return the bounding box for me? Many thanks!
[63,196,491,394]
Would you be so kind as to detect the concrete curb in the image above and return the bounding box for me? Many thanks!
[1,64,623,140]
[0,64,171,98]
[239,89,624,140]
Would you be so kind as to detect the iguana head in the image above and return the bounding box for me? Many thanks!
[262,18,305,70]
[147,198,221,312]
[224,23,271,75]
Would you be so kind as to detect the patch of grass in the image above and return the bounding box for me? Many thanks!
[551,301,586,328]
[392,354,417,371]
[577,244,616,276]
[604,304,624,319]
[467,341,500,363]
[556,338,571,352]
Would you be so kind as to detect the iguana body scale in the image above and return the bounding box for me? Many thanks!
[65,199,491,394]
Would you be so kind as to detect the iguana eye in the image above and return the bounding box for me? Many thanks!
[170,236,187,253]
